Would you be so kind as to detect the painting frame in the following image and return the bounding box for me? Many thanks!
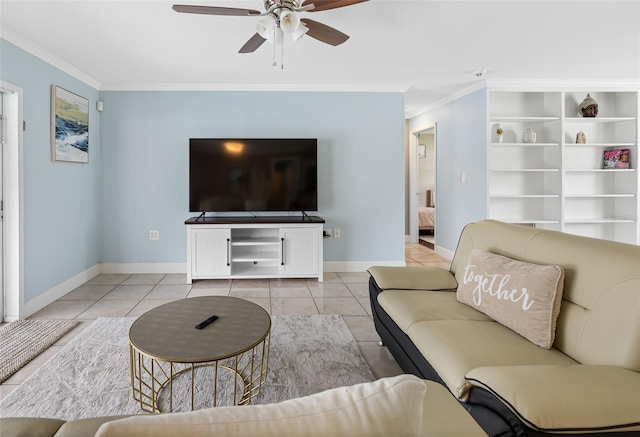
[51,85,89,163]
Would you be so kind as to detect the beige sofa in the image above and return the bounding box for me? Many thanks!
[368,220,640,437]
[1,374,487,437]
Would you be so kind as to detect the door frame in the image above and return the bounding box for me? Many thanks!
[408,122,436,244]
[0,81,24,322]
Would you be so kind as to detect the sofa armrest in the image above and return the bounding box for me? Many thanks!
[368,266,457,291]
[466,365,640,433]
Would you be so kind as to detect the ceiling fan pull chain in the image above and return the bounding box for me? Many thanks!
[272,24,277,66]
[281,36,284,69]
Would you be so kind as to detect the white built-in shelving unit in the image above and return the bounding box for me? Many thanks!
[487,89,639,245]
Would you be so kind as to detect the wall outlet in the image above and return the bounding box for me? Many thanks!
[334,228,341,239]
[149,230,160,240]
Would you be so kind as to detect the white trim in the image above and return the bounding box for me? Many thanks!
[0,30,102,90]
[99,83,409,93]
[323,261,405,272]
[485,79,640,92]
[434,245,455,261]
[23,264,101,319]
[408,123,436,245]
[406,81,486,119]
[0,81,24,322]
[100,263,187,274]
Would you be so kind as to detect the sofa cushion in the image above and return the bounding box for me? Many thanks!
[0,417,66,437]
[369,266,458,291]
[95,375,427,437]
[407,320,577,401]
[466,365,640,433]
[378,290,492,333]
[55,416,132,437]
[457,249,564,349]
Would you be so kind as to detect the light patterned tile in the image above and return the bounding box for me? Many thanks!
[28,301,95,320]
[342,316,379,342]
[145,284,191,300]
[336,272,370,283]
[102,285,153,301]
[308,283,352,298]
[314,297,367,316]
[270,287,312,298]
[84,274,130,286]
[271,298,318,316]
[59,285,115,301]
[127,299,177,317]
[76,300,140,319]
[187,288,230,298]
[357,342,403,379]
[121,274,165,286]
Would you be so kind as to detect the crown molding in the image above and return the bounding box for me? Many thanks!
[484,79,640,92]
[99,82,409,93]
[405,81,486,119]
[1,30,102,90]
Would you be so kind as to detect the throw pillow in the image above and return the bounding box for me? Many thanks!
[456,249,564,349]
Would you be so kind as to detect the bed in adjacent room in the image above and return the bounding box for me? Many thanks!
[419,190,435,233]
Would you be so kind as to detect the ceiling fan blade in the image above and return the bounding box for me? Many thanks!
[172,5,261,16]
[239,33,267,53]
[301,0,368,12]
[300,19,349,46]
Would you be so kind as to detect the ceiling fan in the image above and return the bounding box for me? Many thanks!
[172,0,369,54]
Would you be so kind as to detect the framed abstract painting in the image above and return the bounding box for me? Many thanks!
[51,85,89,163]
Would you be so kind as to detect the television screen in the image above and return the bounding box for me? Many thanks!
[189,138,318,213]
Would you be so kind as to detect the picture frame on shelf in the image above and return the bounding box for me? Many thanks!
[51,85,89,163]
[603,149,630,169]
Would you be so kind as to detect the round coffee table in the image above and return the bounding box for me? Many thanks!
[129,296,271,413]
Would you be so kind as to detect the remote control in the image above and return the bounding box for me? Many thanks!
[195,315,219,330]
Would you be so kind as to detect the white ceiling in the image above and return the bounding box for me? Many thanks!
[1,0,639,117]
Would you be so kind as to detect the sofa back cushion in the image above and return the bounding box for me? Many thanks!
[451,220,640,371]
[456,249,564,349]
[95,375,428,437]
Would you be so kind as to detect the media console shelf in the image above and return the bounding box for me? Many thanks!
[185,216,325,283]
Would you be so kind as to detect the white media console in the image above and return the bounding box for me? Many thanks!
[186,216,325,283]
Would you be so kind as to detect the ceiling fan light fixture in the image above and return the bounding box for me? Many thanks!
[290,22,308,42]
[255,17,276,40]
[279,9,301,33]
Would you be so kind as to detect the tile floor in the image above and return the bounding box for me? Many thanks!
[0,243,450,402]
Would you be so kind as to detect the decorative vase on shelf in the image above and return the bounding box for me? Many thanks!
[576,131,586,144]
[522,128,536,144]
[495,126,504,143]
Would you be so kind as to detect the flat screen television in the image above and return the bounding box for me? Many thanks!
[189,138,318,213]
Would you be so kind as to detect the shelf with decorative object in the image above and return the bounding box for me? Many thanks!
[487,89,639,243]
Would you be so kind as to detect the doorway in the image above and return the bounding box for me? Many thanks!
[0,81,24,322]
[408,123,437,246]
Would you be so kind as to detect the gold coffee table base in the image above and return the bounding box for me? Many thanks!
[130,333,270,413]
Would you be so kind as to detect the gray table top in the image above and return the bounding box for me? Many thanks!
[129,296,271,363]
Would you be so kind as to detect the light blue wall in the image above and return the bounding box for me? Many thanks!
[409,89,487,252]
[1,36,406,305]
[0,39,101,302]
[99,91,406,264]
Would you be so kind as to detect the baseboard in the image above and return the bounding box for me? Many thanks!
[100,263,187,274]
[323,261,405,272]
[435,245,454,260]
[23,264,101,318]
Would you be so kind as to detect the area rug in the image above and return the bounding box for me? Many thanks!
[0,320,80,383]
[0,315,374,419]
